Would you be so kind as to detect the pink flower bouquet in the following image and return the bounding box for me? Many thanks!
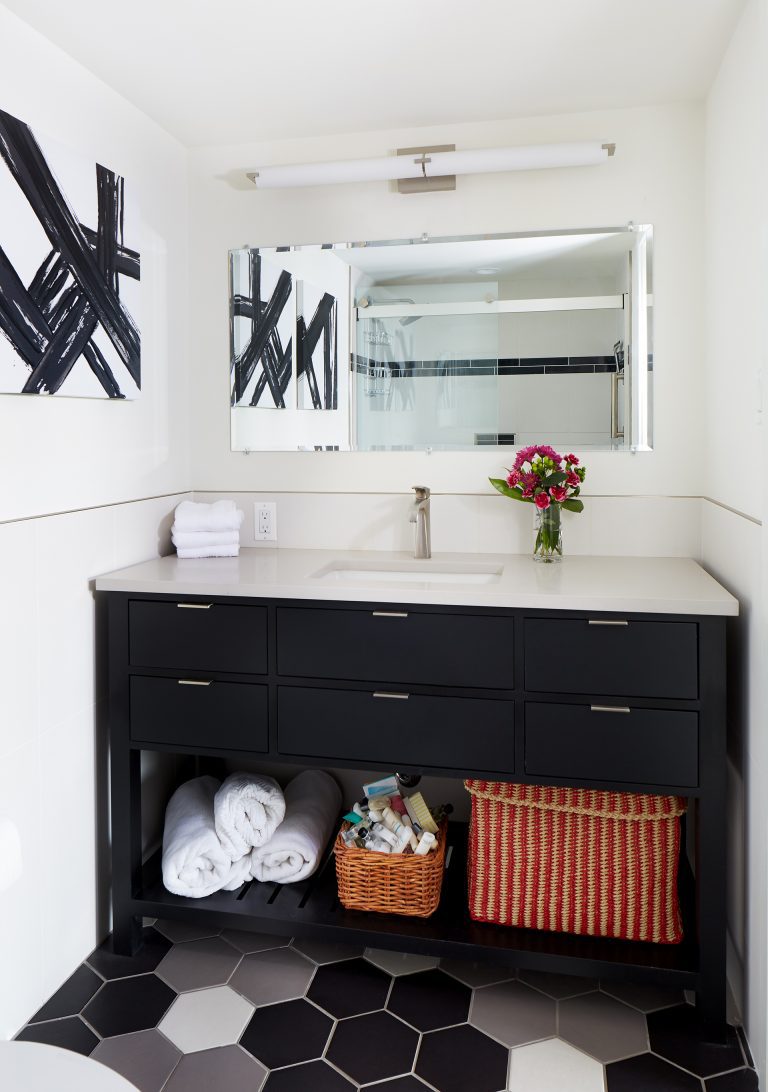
[489,445,586,562]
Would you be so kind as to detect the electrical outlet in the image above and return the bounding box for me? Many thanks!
[254,502,277,542]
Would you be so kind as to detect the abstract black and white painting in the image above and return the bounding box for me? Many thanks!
[0,108,140,398]
[230,248,337,410]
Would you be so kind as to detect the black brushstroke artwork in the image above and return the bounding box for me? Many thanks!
[231,249,337,409]
[0,108,140,397]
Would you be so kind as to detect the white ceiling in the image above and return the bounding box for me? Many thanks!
[2,0,745,148]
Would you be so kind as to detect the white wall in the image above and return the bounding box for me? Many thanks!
[189,102,704,499]
[0,6,191,1038]
[701,0,768,1078]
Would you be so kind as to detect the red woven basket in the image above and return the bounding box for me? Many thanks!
[464,781,687,944]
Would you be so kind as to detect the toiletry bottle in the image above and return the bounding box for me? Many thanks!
[415,831,437,855]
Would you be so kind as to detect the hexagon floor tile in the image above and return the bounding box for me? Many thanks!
[156,937,242,992]
[159,986,254,1053]
[470,980,556,1048]
[558,991,649,1063]
[240,998,333,1069]
[416,1023,509,1092]
[17,924,760,1092]
[91,1029,182,1092]
[308,957,391,1018]
[229,946,315,1006]
[508,1038,605,1091]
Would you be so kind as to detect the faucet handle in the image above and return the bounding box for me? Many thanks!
[412,485,430,500]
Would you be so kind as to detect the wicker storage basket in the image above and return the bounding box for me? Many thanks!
[334,820,447,917]
[465,781,686,943]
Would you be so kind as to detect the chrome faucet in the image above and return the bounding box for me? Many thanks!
[410,486,431,559]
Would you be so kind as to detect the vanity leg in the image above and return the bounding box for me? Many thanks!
[111,910,141,957]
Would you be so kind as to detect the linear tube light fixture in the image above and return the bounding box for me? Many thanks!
[246,141,616,190]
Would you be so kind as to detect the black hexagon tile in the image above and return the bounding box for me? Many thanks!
[240,998,333,1069]
[388,968,471,1031]
[16,1015,98,1056]
[82,972,176,1038]
[28,963,102,1023]
[327,1011,419,1085]
[308,957,391,1018]
[706,1070,760,1091]
[415,1023,509,1092]
[648,1005,745,1077]
[606,1052,703,1090]
[263,1059,356,1091]
[86,926,172,980]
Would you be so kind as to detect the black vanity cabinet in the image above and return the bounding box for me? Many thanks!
[104,591,727,1030]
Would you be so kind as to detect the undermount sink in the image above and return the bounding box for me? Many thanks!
[313,560,503,585]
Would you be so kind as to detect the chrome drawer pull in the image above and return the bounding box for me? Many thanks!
[373,691,410,700]
[590,704,631,714]
[178,679,213,687]
[177,603,213,610]
[588,619,628,626]
[372,611,409,618]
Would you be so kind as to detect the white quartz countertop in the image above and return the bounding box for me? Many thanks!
[95,548,739,616]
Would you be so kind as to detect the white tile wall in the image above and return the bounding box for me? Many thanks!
[0,492,189,1040]
[195,490,702,559]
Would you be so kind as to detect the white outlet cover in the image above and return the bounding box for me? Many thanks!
[254,502,277,542]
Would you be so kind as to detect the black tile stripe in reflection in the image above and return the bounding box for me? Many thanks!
[16,1015,98,1056]
[29,963,102,1023]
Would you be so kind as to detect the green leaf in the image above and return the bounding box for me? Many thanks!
[562,498,584,513]
[543,471,568,487]
[489,478,527,501]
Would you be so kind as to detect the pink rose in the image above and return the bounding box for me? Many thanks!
[566,453,579,466]
[534,491,551,510]
[566,471,580,487]
[550,486,567,502]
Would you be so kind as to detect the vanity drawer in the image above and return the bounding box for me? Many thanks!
[278,686,515,774]
[524,617,698,699]
[276,608,515,689]
[525,702,698,787]
[129,600,268,675]
[130,675,268,752]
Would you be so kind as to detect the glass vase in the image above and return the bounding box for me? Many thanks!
[533,504,563,563]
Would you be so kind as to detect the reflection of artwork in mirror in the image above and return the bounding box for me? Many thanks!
[296,280,338,410]
[230,250,294,407]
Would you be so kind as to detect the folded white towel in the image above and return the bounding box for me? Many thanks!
[176,545,240,559]
[172,529,241,548]
[214,773,286,859]
[251,770,341,884]
[162,776,251,898]
[174,500,245,534]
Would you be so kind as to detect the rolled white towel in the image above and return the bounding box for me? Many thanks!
[176,545,240,559]
[251,770,341,884]
[162,776,251,898]
[214,773,286,859]
[174,500,245,533]
[172,529,240,548]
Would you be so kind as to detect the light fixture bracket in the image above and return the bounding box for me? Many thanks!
[396,145,456,194]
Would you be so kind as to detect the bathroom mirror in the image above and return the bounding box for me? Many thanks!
[229,225,653,453]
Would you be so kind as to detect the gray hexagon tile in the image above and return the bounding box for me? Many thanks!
[221,930,291,954]
[508,1037,605,1091]
[559,992,649,1064]
[230,947,315,1006]
[518,968,598,999]
[154,919,222,944]
[159,986,255,1053]
[601,980,685,1013]
[91,1029,182,1092]
[440,957,515,988]
[471,979,556,1047]
[291,937,365,964]
[163,1045,267,1092]
[156,937,242,992]
[365,948,440,976]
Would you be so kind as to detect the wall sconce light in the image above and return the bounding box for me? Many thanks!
[246,141,616,191]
